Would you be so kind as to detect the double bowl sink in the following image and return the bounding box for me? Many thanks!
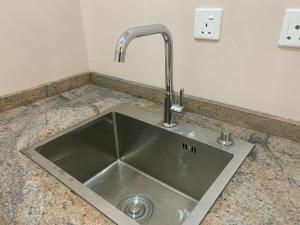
[22,104,254,225]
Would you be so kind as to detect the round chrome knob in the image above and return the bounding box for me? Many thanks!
[217,130,234,146]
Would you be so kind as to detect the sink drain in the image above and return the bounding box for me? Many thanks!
[117,194,154,223]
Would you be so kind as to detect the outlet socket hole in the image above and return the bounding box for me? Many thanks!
[287,36,291,40]
[295,25,300,30]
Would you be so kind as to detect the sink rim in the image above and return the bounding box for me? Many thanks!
[21,103,254,225]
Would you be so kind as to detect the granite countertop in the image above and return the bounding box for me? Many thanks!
[0,84,299,225]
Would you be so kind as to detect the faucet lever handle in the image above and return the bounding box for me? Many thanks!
[170,88,184,114]
[179,88,184,107]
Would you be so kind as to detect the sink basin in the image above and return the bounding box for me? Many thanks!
[22,104,254,225]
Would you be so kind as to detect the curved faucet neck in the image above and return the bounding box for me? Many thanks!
[114,24,174,94]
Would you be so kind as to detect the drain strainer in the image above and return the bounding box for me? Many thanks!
[117,194,154,223]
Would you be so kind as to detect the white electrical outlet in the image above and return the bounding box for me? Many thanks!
[194,8,223,40]
[279,9,300,48]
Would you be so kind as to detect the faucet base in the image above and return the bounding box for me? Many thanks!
[161,122,177,128]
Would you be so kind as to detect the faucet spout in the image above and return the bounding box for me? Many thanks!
[114,32,130,63]
[114,24,183,127]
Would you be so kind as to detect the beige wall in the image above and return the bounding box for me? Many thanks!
[0,0,88,96]
[1,0,299,121]
[81,0,300,121]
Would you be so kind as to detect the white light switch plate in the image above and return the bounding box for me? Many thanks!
[194,8,223,40]
[279,9,300,48]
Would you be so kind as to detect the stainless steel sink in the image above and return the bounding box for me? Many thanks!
[22,104,254,225]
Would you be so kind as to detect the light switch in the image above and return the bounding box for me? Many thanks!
[279,9,300,48]
[194,8,223,41]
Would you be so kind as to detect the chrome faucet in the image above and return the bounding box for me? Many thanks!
[114,24,184,127]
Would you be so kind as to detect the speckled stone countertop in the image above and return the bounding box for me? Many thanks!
[0,85,299,225]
